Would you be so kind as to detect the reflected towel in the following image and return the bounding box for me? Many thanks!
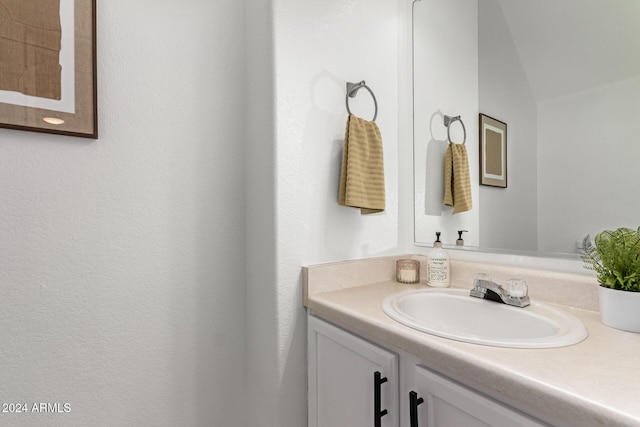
[443,142,472,214]
[338,114,385,214]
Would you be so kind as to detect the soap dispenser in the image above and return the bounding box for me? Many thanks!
[456,230,468,246]
[427,232,450,288]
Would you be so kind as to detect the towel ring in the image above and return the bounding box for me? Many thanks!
[346,81,378,122]
[444,115,466,144]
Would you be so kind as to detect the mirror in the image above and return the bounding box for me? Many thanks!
[413,0,640,256]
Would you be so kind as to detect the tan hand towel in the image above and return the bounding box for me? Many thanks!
[338,114,385,214]
[443,142,472,214]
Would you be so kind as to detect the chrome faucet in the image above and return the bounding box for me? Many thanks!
[470,277,530,308]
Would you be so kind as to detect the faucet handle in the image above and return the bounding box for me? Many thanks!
[506,278,528,298]
[472,273,492,290]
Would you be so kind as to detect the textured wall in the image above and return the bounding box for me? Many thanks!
[245,0,403,425]
[0,1,246,426]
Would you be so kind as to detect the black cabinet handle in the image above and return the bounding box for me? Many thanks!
[374,371,388,427]
[409,391,424,427]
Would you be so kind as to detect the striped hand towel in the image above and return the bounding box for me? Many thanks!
[338,114,385,214]
[443,142,472,214]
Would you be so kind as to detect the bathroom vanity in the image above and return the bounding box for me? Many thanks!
[303,256,640,427]
[309,315,546,426]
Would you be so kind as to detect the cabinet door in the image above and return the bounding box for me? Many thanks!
[308,315,398,427]
[410,365,547,427]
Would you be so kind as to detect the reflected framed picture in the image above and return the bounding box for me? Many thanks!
[479,114,507,188]
[0,0,97,138]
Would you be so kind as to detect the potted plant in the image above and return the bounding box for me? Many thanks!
[581,227,640,333]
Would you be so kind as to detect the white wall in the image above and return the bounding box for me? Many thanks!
[537,75,640,253]
[245,0,404,425]
[275,0,401,266]
[413,0,479,247]
[478,0,538,251]
[244,0,279,424]
[0,1,247,426]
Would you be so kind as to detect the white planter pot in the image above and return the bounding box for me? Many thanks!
[598,286,640,333]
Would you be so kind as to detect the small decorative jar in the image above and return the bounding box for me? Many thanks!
[396,259,420,284]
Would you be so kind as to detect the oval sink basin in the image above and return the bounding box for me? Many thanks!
[382,288,587,348]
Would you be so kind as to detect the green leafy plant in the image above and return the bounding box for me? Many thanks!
[581,227,640,292]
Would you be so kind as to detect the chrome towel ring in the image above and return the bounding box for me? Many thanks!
[346,81,378,122]
[444,115,466,144]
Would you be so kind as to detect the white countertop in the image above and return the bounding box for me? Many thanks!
[303,257,640,427]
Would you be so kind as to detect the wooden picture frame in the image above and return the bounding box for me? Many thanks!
[479,114,507,188]
[0,0,97,138]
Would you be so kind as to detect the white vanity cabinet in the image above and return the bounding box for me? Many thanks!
[308,315,399,427]
[308,315,548,427]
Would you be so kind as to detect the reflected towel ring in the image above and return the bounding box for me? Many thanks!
[346,81,378,122]
[444,115,466,144]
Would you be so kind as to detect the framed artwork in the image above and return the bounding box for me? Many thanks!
[479,114,507,188]
[0,0,97,138]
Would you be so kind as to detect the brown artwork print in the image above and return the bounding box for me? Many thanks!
[485,128,502,176]
[0,0,62,100]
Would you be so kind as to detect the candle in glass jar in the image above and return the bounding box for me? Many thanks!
[396,259,420,284]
